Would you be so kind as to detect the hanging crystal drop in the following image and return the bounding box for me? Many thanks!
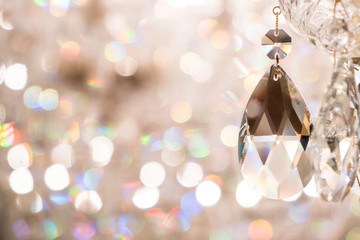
[311,58,360,202]
[238,65,312,199]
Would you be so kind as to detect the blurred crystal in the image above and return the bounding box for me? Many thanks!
[318,18,352,54]
[311,58,360,202]
[279,0,360,55]
[238,64,312,199]
[262,29,292,59]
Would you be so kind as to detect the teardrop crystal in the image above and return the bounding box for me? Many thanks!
[238,65,312,199]
[311,58,360,202]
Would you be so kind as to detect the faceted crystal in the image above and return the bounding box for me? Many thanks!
[311,58,360,202]
[238,65,312,199]
[262,29,292,60]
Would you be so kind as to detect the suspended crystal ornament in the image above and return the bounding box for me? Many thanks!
[311,58,360,202]
[238,64,313,199]
[262,29,292,59]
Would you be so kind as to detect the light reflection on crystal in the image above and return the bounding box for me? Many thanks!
[239,65,312,199]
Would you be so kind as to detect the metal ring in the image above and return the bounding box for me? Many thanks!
[273,6,281,15]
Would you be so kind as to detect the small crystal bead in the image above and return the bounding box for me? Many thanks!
[262,29,292,60]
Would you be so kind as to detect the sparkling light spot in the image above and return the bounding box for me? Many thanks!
[180,192,203,216]
[132,187,159,209]
[170,101,193,123]
[49,0,70,17]
[9,168,34,194]
[13,219,30,239]
[39,88,59,111]
[31,193,43,213]
[221,125,240,147]
[44,164,70,191]
[161,146,185,167]
[74,222,96,240]
[180,52,203,75]
[5,63,27,90]
[177,162,203,187]
[0,122,14,147]
[248,219,273,240]
[105,41,126,62]
[140,162,166,188]
[115,56,138,77]
[60,41,80,60]
[43,219,59,240]
[52,143,73,168]
[34,0,48,7]
[87,78,103,89]
[84,168,103,190]
[163,127,185,151]
[50,193,71,205]
[7,144,33,169]
[236,181,262,208]
[189,134,209,158]
[23,86,42,109]
[196,180,221,207]
[75,190,103,214]
[211,30,230,50]
[89,136,114,166]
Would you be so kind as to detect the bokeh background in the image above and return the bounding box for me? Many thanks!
[0,0,359,239]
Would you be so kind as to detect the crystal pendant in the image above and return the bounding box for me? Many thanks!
[238,65,312,199]
[262,29,292,60]
[311,58,360,202]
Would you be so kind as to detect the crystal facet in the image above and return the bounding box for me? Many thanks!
[238,65,312,199]
[311,58,360,202]
[262,29,292,60]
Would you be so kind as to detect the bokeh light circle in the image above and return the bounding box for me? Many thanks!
[220,125,240,147]
[132,187,159,209]
[177,162,203,188]
[236,181,262,208]
[44,164,70,191]
[196,180,221,207]
[140,161,166,187]
[89,136,114,167]
[75,190,103,214]
[7,144,32,169]
[9,168,34,194]
[5,63,27,90]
